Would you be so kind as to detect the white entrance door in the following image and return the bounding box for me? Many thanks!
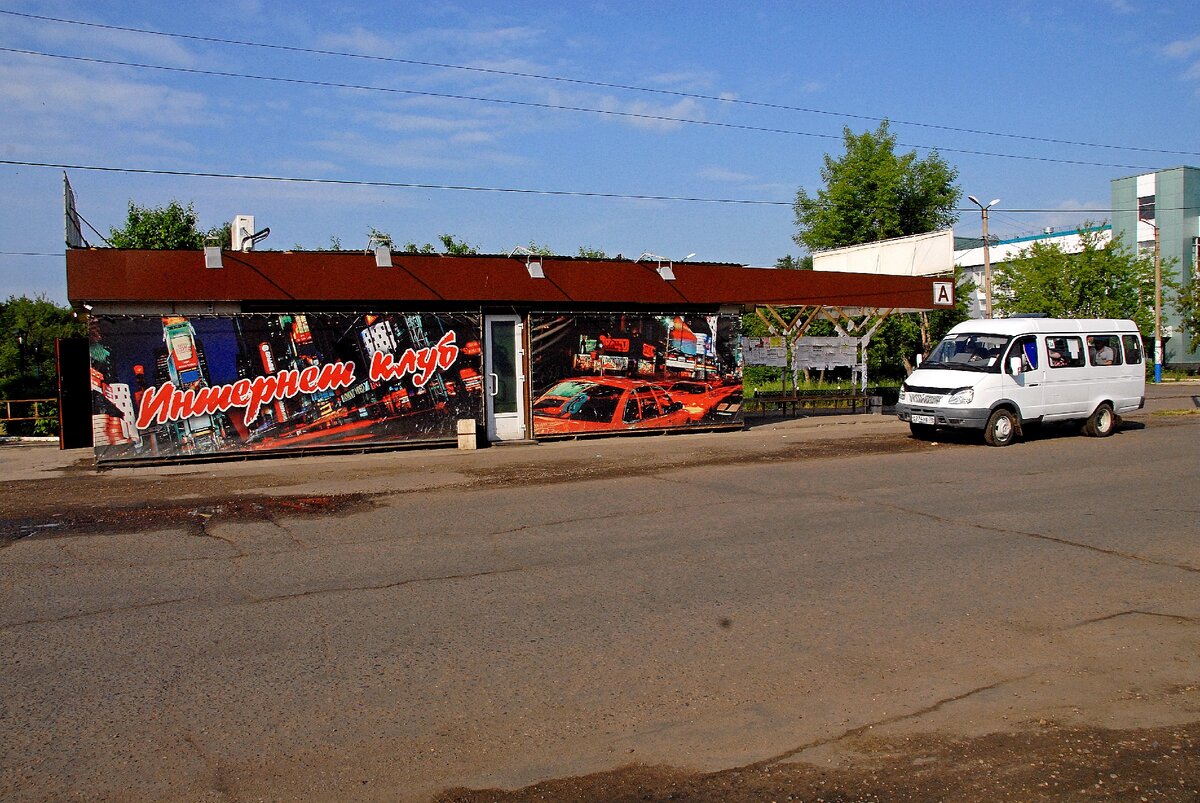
[484,315,526,441]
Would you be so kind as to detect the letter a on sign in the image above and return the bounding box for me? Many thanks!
[933,281,954,306]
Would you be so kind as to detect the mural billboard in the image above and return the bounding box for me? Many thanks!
[89,313,483,463]
[530,313,742,437]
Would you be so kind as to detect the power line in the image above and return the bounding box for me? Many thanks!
[3,7,1196,159]
[0,159,794,205]
[2,158,1189,215]
[0,46,1165,172]
[0,251,63,257]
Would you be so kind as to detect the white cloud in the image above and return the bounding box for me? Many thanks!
[645,70,717,91]
[6,13,201,67]
[310,131,526,171]
[451,131,496,144]
[364,111,491,134]
[435,25,542,49]
[595,95,705,132]
[1026,199,1111,233]
[697,166,754,183]
[1163,35,1200,59]
[315,27,396,58]
[0,61,216,127]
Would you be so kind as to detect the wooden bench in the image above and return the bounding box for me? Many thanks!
[746,390,869,416]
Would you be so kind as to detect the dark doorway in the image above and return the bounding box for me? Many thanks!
[57,337,91,449]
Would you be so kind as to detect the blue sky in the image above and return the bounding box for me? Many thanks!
[2,0,1198,304]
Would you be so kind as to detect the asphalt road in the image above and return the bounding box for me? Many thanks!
[2,385,1199,801]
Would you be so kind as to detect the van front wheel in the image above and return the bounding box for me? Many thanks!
[984,408,1018,447]
[1085,402,1116,437]
[909,422,936,440]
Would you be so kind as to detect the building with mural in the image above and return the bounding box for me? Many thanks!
[66,248,954,464]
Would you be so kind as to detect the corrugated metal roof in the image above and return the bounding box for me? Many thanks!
[66,249,950,310]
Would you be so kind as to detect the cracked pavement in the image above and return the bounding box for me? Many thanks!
[1,385,1199,801]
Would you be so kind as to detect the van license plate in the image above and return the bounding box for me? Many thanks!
[912,414,935,425]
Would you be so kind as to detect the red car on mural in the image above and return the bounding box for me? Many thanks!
[658,380,743,422]
[532,377,692,435]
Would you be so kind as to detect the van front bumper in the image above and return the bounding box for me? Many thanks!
[895,402,990,430]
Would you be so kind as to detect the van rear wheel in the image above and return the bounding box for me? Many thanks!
[1085,402,1116,437]
[984,408,1018,447]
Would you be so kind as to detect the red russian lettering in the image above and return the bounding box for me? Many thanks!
[413,347,439,387]
[276,369,300,400]
[318,361,356,390]
[298,365,319,393]
[436,330,459,370]
[136,383,175,429]
[230,379,251,406]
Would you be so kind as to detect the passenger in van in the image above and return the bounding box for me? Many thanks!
[1048,347,1066,368]
[1091,337,1114,365]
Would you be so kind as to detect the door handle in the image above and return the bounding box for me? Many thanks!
[489,373,499,396]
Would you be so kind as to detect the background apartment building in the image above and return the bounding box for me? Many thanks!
[1112,166,1200,369]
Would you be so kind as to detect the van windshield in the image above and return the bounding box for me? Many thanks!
[923,333,1011,372]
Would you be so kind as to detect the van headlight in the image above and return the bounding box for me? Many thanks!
[947,387,973,405]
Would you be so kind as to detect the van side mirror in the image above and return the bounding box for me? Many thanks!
[1009,356,1024,375]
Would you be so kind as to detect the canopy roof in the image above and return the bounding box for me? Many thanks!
[67,249,953,312]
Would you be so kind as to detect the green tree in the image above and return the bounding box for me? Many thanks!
[791,121,961,379]
[1174,269,1200,353]
[577,246,607,259]
[368,227,394,249]
[869,271,977,375]
[0,295,85,434]
[438,233,478,255]
[994,226,1167,335]
[108,200,228,249]
[793,121,960,252]
[775,255,813,270]
[400,234,479,255]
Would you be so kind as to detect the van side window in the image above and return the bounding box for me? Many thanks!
[1122,334,1143,365]
[1006,335,1037,373]
[1045,336,1084,368]
[1086,334,1122,366]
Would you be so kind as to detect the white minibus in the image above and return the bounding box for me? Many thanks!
[895,318,1146,446]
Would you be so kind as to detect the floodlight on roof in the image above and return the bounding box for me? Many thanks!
[509,245,545,278]
[373,244,392,267]
[203,233,223,269]
[635,251,676,281]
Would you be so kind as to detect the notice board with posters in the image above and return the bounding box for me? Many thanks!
[792,336,859,370]
[88,312,484,463]
[529,312,743,438]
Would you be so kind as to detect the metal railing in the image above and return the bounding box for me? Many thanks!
[1,398,57,422]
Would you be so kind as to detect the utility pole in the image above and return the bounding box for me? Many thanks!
[1140,212,1163,384]
[968,196,1000,319]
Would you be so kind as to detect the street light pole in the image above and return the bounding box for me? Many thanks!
[1153,220,1163,384]
[968,196,1001,319]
